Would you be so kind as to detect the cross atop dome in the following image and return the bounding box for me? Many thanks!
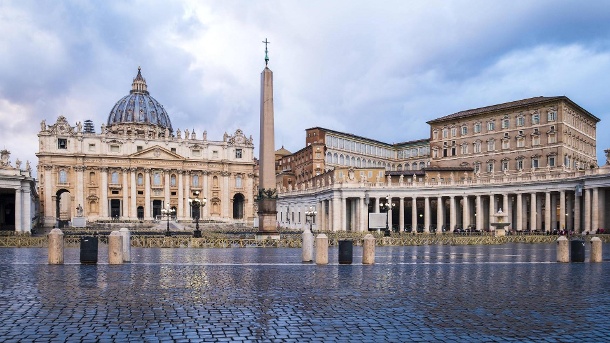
[131,66,149,95]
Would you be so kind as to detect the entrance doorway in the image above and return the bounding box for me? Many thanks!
[152,200,162,219]
[233,193,244,219]
[110,199,121,220]
[56,189,71,228]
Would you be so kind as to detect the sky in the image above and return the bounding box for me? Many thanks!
[2,1,610,176]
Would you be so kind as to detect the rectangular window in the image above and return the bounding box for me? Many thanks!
[461,126,468,135]
[110,145,119,153]
[532,114,540,125]
[474,164,480,173]
[137,146,143,152]
[532,159,539,168]
[548,156,556,167]
[487,122,495,131]
[502,119,509,129]
[548,134,556,144]
[171,148,176,153]
[88,143,95,151]
[212,150,218,158]
[193,149,201,156]
[502,161,509,171]
[517,117,525,126]
[58,138,67,149]
[236,176,242,188]
[502,140,510,149]
[474,123,481,133]
[235,148,243,159]
[532,136,540,146]
[517,160,523,170]
[487,163,493,173]
[517,138,525,148]
[548,111,557,121]
[451,128,457,137]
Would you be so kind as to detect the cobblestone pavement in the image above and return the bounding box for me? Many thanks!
[0,243,608,342]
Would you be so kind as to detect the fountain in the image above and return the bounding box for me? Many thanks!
[490,208,510,236]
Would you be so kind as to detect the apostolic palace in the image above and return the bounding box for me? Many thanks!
[1,64,610,235]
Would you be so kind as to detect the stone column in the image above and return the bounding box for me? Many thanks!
[22,189,31,232]
[450,196,456,231]
[328,199,334,231]
[164,169,170,210]
[462,196,470,229]
[75,166,85,216]
[122,168,129,219]
[592,188,599,233]
[584,188,591,233]
[375,197,381,213]
[489,194,496,230]
[204,171,210,217]
[536,194,543,231]
[342,196,348,231]
[504,194,511,230]
[551,193,558,232]
[424,197,430,233]
[474,195,482,231]
[222,171,230,218]
[545,192,552,233]
[530,192,537,232]
[44,165,54,225]
[574,191,581,233]
[332,196,341,232]
[437,196,444,233]
[130,168,137,220]
[411,197,417,232]
[358,197,366,232]
[559,190,566,231]
[516,193,523,231]
[399,197,405,231]
[101,167,109,219]
[144,168,151,220]
[14,188,22,232]
[184,171,191,219]
[177,171,183,220]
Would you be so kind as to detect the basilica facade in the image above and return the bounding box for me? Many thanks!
[37,68,256,227]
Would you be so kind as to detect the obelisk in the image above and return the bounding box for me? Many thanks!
[257,38,280,239]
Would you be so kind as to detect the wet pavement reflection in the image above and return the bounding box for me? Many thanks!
[0,243,608,342]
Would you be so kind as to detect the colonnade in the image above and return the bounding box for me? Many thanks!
[279,186,607,234]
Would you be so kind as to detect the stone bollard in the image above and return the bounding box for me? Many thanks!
[591,237,602,263]
[119,228,131,262]
[315,234,329,265]
[362,234,375,265]
[556,236,569,263]
[48,228,64,265]
[108,231,124,265]
[302,229,314,262]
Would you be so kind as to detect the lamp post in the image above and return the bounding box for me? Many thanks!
[189,190,207,238]
[161,205,176,237]
[379,195,395,237]
[305,206,317,233]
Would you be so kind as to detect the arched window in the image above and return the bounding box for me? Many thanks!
[137,173,143,186]
[235,175,242,188]
[111,171,119,184]
[339,155,344,165]
[153,172,161,186]
[213,176,219,187]
[326,152,332,164]
[170,174,176,187]
[89,172,95,184]
[192,174,199,187]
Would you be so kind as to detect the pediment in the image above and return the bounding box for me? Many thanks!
[129,146,185,160]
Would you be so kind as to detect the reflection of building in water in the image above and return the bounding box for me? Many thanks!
[0,150,38,232]
[36,68,256,227]
[277,96,610,235]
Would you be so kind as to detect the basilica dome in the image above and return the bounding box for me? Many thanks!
[106,67,173,132]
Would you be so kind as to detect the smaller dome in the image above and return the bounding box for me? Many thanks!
[275,146,292,156]
[106,67,173,132]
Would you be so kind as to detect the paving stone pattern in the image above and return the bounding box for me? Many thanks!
[0,244,608,342]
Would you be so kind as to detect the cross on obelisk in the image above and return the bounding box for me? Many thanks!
[257,38,279,239]
[262,38,270,66]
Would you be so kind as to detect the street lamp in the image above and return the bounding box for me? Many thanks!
[161,205,176,237]
[189,190,207,238]
[379,195,395,237]
[305,206,317,232]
